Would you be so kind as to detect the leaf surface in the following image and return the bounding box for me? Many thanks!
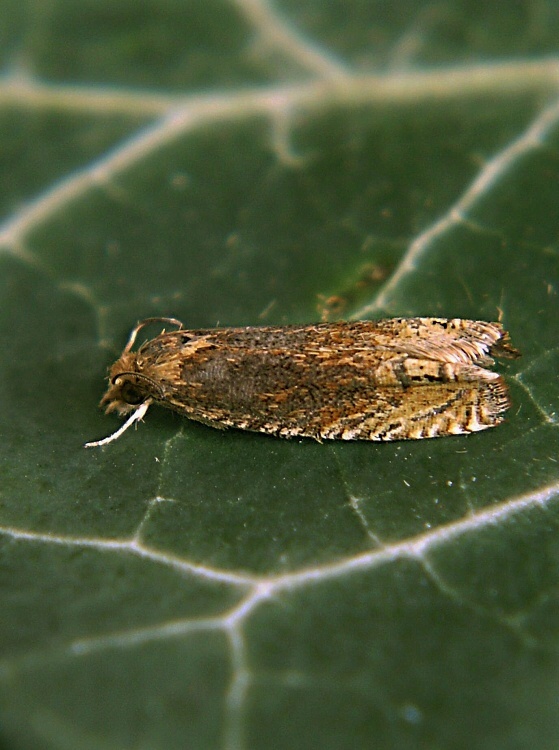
[1,2,559,749]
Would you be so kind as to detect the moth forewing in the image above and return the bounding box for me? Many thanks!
[85,317,519,447]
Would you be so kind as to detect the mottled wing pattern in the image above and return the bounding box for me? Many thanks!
[132,318,518,441]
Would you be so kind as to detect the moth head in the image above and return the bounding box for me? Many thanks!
[100,352,161,415]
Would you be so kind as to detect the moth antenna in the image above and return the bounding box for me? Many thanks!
[84,400,151,448]
[124,317,184,353]
[112,371,165,398]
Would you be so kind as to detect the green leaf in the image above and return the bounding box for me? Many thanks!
[1,2,559,749]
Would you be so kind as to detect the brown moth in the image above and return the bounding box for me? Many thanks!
[85,316,520,447]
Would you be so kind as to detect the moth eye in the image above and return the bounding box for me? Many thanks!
[119,380,144,405]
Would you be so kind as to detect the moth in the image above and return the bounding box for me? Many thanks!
[85,316,520,447]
